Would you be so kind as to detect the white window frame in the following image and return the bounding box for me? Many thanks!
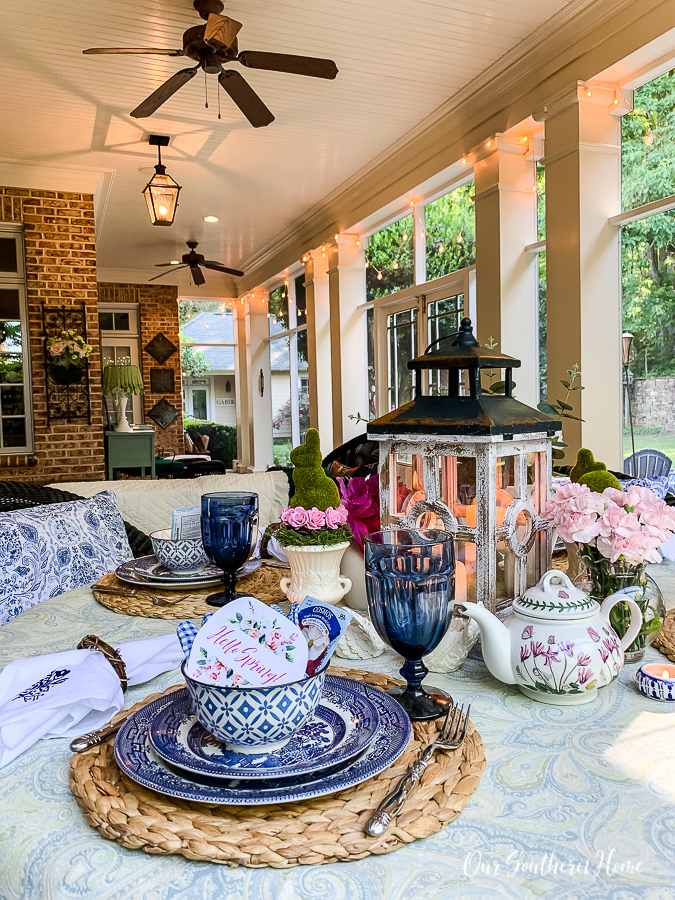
[184,375,215,421]
[98,301,143,426]
[0,222,33,455]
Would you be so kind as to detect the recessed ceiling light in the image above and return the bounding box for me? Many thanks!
[204,215,219,223]
[170,259,180,265]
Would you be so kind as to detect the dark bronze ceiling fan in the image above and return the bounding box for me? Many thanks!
[83,0,338,127]
[150,240,243,286]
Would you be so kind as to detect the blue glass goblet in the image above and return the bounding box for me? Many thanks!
[364,529,455,721]
[201,492,259,607]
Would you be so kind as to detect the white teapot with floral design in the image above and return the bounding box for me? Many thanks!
[459,571,643,705]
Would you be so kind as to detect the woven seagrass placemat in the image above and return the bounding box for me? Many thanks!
[91,566,288,620]
[653,609,675,663]
[70,667,486,867]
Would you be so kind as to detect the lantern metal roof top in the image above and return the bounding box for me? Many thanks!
[368,317,562,437]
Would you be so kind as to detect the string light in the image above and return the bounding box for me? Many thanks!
[356,240,361,247]
[419,231,425,237]
[365,260,369,268]
[645,131,654,145]
[521,136,528,143]
[486,140,492,148]
[461,157,467,164]
[613,98,619,105]
[393,261,399,269]
[402,233,408,241]
[410,200,415,207]
[457,233,463,243]
[438,244,444,253]
[586,88,592,97]
[377,272,383,280]
[334,233,339,239]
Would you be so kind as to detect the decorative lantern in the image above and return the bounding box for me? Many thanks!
[367,318,562,613]
[142,135,181,227]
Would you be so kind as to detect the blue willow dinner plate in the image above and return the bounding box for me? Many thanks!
[147,679,380,781]
[115,556,261,589]
[114,677,411,806]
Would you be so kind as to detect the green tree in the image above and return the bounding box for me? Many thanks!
[366,215,414,301]
[425,183,476,280]
[180,335,211,377]
[621,72,675,376]
[178,299,224,327]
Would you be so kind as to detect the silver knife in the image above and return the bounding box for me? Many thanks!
[69,709,134,752]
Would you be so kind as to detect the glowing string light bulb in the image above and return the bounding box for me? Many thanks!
[393,261,399,269]
[645,131,654,145]
[438,244,444,253]
[377,272,383,280]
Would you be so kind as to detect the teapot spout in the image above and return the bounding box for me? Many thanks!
[458,602,517,685]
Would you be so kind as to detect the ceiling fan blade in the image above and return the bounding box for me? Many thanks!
[190,265,206,287]
[154,262,182,267]
[148,265,188,282]
[204,261,245,277]
[204,14,242,49]
[238,51,338,80]
[131,65,200,118]
[83,48,185,55]
[218,70,274,127]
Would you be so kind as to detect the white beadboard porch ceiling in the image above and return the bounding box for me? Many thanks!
[0,0,573,293]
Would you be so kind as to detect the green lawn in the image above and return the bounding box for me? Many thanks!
[623,431,675,466]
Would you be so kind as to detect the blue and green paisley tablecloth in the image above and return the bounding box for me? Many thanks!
[1,581,675,900]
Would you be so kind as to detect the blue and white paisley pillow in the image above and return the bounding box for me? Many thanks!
[0,491,133,626]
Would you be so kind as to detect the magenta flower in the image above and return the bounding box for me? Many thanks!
[521,625,533,640]
[587,627,600,642]
[520,646,531,662]
[338,475,380,551]
[530,641,545,658]
[558,641,575,657]
[578,667,593,684]
[599,646,609,663]
[577,652,591,667]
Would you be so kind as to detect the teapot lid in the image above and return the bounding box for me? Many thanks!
[513,571,599,620]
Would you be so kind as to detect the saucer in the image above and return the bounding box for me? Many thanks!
[148,679,380,781]
[114,677,411,806]
[115,556,261,590]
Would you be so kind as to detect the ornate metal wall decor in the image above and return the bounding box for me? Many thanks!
[148,397,180,430]
[368,318,562,613]
[149,368,175,394]
[41,302,92,424]
[145,333,178,365]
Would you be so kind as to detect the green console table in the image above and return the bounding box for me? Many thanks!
[104,430,156,480]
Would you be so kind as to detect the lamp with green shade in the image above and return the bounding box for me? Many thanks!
[102,363,144,433]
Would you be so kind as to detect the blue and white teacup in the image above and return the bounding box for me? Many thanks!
[182,661,326,753]
[150,530,211,572]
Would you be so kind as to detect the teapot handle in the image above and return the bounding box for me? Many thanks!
[600,589,643,651]
[539,570,576,594]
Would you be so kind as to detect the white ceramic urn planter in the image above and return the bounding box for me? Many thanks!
[280,542,352,605]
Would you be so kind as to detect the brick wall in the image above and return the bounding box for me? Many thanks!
[98,283,184,455]
[0,187,103,482]
[629,377,675,432]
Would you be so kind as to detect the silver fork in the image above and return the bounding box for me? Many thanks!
[365,703,471,837]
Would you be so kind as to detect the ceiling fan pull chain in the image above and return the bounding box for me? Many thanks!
[204,69,209,108]
[217,81,221,119]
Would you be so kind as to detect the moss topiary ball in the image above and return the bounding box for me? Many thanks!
[289,428,340,511]
[578,469,621,492]
[570,448,607,484]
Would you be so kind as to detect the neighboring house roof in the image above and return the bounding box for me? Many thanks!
[181,311,235,371]
[181,310,308,373]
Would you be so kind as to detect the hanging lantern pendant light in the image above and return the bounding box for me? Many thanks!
[142,135,181,226]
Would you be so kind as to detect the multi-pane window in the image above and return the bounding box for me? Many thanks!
[0,224,31,453]
[425,182,476,280]
[269,278,309,464]
[427,293,464,396]
[99,305,141,426]
[620,71,675,462]
[386,308,417,411]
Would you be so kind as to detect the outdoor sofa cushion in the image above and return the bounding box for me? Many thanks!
[0,491,132,627]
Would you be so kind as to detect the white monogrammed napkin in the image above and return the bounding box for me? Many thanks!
[0,633,183,768]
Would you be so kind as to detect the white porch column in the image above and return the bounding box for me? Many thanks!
[245,295,273,471]
[327,235,368,448]
[540,83,623,468]
[233,304,251,468]
[473,135,539,407]
[304,249,333,456]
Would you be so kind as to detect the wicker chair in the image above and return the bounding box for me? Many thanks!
[0,481,152,558]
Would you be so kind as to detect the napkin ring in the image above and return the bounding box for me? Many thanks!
[77,634,129,692]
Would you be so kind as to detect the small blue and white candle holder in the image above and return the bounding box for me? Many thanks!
[636,662,675,702]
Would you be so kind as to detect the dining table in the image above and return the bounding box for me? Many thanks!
[1,570,675,900]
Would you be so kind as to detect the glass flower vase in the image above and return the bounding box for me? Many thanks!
[575,546,665,663]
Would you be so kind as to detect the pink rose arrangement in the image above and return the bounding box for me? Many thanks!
[280,504,349,531]
[337,474,380,551]
[544,482,675,566]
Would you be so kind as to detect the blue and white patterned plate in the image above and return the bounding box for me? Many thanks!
[147,680,380,781]
[114,677,411,805]
[115,556,261,589]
